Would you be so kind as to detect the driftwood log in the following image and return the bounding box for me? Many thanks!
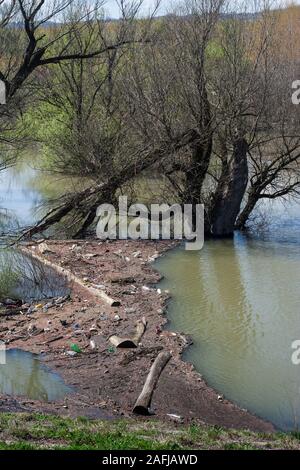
[133,351,172,415]
[109,317,147,348]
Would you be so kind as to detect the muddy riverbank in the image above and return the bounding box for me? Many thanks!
[0,239,274,432]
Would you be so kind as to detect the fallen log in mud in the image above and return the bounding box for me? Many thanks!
[133,351,172,415]
[109,317,147,348]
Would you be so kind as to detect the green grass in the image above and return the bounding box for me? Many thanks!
[0,413,299,450]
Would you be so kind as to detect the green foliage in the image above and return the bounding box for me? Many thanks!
[206,40,224,59]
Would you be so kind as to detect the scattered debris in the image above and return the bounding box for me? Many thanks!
[110,275,136,284]
[125,307,136,314]
[89,335,107,350]
[167,413,183,423]
[38,242,55,255]
[93,284,106,290]
[70,343,82,354]
[84,253,98,260]
[3,299,19,306]
[55,296,69,305]
[66,350,77,357]
[99,313,108,321]
[109,317,147,349]
[27,306,37,314]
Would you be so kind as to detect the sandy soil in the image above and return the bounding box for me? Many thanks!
[0,239,274,432]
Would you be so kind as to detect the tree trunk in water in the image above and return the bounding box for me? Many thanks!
[235,191,259,230]
[183,137,213,206]
[209,137,249,237]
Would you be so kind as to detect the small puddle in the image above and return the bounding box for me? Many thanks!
[0,349,72,402]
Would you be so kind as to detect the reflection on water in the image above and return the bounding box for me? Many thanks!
[0,166,70,301]
[157,211,300,431]
[0,164,82,233]
[0,167,72,403]
[0,166,43,229]
[0,250,70,302]
[0,349,72,401]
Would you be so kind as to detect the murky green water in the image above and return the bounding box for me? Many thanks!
[0,349,72,401]
[157,210,300,430]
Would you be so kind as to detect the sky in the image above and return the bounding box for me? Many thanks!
[104,0,168,18]
[104,0,293,19]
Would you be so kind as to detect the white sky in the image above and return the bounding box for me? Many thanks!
[104,0,298,19]
[104,0,167,18]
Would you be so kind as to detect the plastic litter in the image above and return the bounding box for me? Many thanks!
[70,343,82,353]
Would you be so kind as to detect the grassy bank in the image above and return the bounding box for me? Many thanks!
[0,413,299,450]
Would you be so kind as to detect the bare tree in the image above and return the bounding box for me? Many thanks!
[16,0,300,240]
[203,1,300,235]
[205,3,272,236]
[123,0,224,209]
[0,0,144,100]
[0,0,147,174]
[20,0,224,239]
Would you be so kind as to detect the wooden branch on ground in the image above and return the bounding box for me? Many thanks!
[109,317,147,348]
[133,351,172,415]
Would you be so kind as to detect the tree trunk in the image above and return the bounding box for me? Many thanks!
[183,137,213,206]
[209,137,249,237]
[235,191,259,230]
[183,86,213,209]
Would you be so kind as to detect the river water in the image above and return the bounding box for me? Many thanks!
[1,165,300,429]
[157,202,300,431]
